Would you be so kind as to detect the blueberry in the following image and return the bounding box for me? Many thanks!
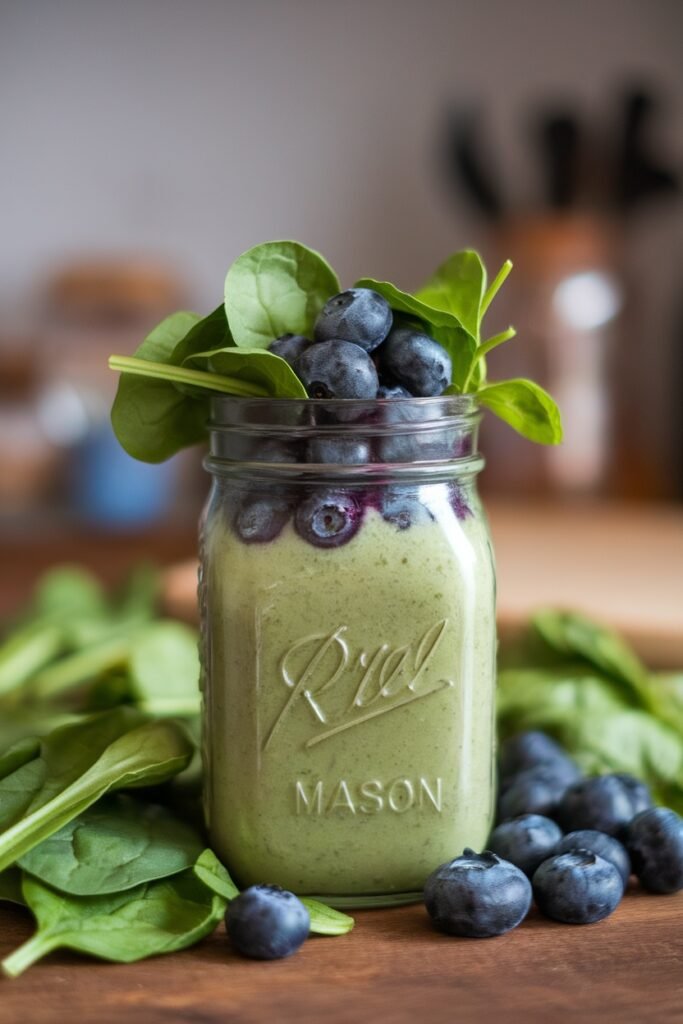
[499,731,579,784]
[555,830,631,889]
[269,333,311,366]
[234,494,292,543]
[376,326,452,397]
[314,289,392,352]
[307,437,370,465]
[626,807,683,894]
[377,382,413,399]
[380,489,434,530]
[497,765,578,821]
[294,340,379,400]
[226,884,310,960]
[424,848,532,938]
[251,438,300,464]
[557,774,652,838]
[295,489,363,548]
[488,814,563,878]
[612,773,653,816]
[532,851,623,924]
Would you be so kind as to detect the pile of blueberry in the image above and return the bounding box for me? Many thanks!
[271,288,453,400]
[231,289,466,548]
[424,731,683,937]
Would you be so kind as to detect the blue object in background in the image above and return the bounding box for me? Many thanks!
[71,420,178,527]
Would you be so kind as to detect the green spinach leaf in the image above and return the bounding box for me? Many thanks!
[184,346,307,400]
[414,250,486,340]
[225,241,340,349]
[0,868,24,906]
[0,737,40,781]
[0,710,193,873]
[193,849,239,902]
[129,621,201,716]
[1,866,225,977]
[478,379,563,444]
[354,276,471,335]
[300,898,355,936]
[18,794,204,895]
[532,610,649,694]
[171,304,235,364]
[110,311,210,463]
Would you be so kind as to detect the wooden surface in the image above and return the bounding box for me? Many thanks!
[0,887,681,1024]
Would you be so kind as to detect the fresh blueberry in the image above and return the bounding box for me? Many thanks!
[488,814,563,878]
[380,489,434,530]
[234,494,292,543]
[612,773,653,816]
[294,340,379,400]
[314,289,392,352]
[424,848,532,938]
[555,830,631,889]
[295,489,363,548]
[226,884,310,960]
[499,731,579,784]
[377,382,413,399]
[251,438,301,464]
[497,765,578,821]
[376,326,452,397]
[269,333,312,366]
[626,807,683,894]
[306,437,370,465]
[557,774,652,838]
[532,851,623,924]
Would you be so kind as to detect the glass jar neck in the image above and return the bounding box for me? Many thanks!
[206,395,483,484]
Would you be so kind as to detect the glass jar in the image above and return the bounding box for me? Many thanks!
[200,395,496,907]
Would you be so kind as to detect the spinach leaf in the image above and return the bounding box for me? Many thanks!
[0,710,193,873]
[171,304,235,365]
[0,737,40,781]
[0,709,143,833]
[354,276,472,335]
[18,794,204,895]
[0,868,24,906]
[532,610,649,695]
[33,567,107,620]
[129,621,201,716]
[184,346,307,400]
[110,311,209,462]
[0,621,64,698]
[1,866,226,977]
[193,848,239,901]
[478,379,563,444]
[497,666,629,739]
[0,566,100,697]
[225,241,340,349]
[26,633,135,701]
[414,250,486,340]
[300,898,355,936]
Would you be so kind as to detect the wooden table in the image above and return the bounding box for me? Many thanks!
[0,887,681,1023]
[0,502,681,1021]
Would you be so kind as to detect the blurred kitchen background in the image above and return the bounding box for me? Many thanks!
[1,0,682,636]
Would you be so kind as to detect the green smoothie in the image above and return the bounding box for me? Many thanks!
[202,488,496,900]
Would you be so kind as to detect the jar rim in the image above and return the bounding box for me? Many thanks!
[205,394,482,483]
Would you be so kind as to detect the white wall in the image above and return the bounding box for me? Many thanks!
[2,0,681,308]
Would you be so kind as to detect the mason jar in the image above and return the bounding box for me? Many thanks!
[199,395,496,907]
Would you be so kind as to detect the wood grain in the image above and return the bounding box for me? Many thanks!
[0,888,681,1024]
